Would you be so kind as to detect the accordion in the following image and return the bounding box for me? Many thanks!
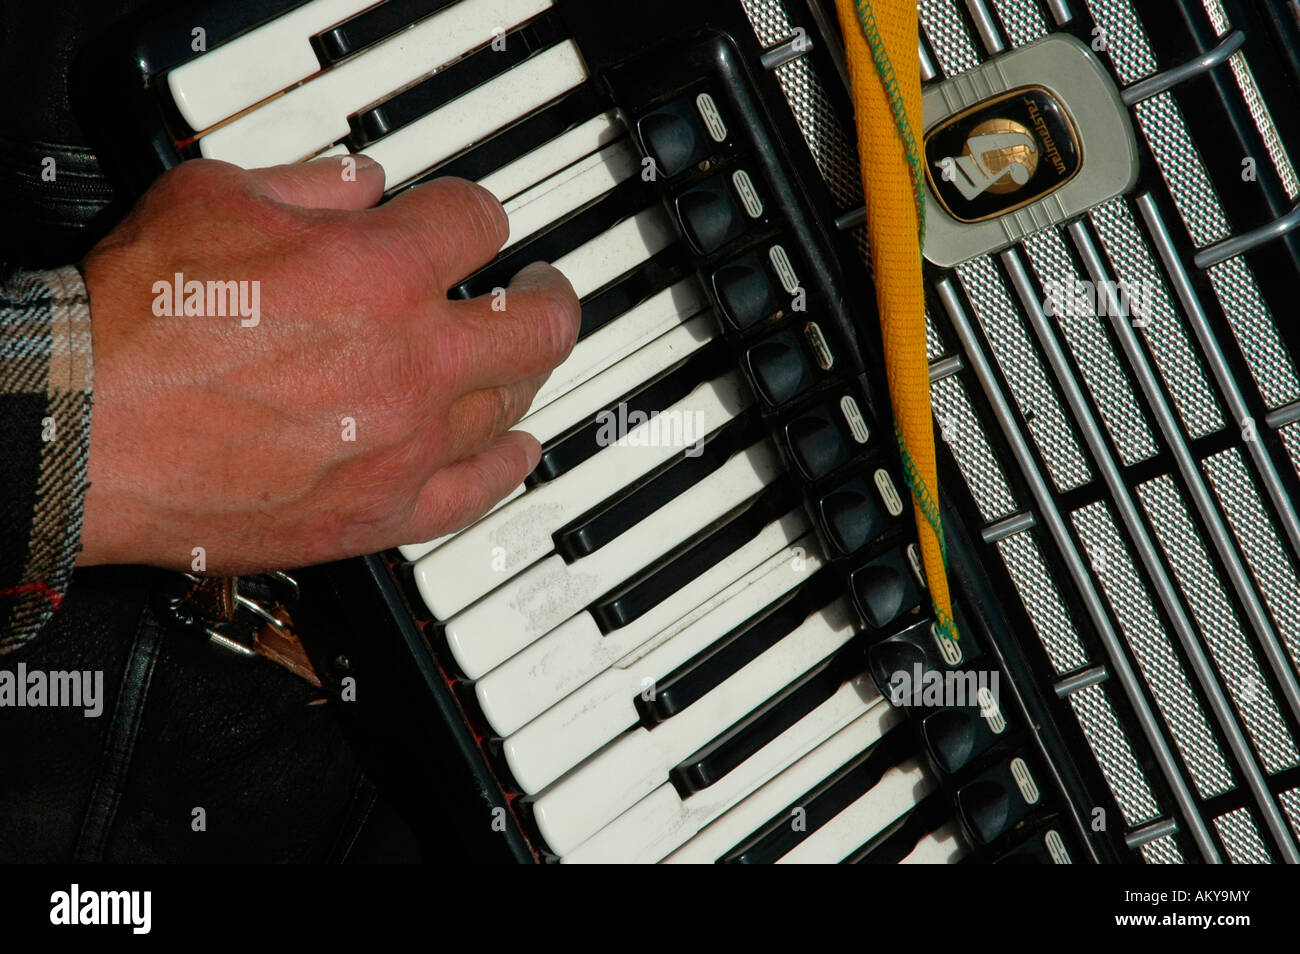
[85,0,1300,863]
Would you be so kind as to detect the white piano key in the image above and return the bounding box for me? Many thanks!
[399,285,707,564]
[531,597,860,857]
[900,823,966,864]
[367,43,589,188]
[167,0,383,131]
[413,369,749,625]
[444,438,782,677]
[309,143,352,159]
[478,112,623,203]
[563,679,892,864]
[662,703,899,864]
[531,279,706,413]
[397,483,526,562]
[776,758,934,864]
[519,314,715,446]
[489,528,820,767]
[553,205,678,299]
[199,0,569,168]
[501,139,637,248]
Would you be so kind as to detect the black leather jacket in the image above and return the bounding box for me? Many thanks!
[0,0,409,862]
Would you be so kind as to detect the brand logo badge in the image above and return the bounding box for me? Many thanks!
[924,86,1081,223]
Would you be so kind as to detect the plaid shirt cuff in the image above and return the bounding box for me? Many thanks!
[0,264,94,652]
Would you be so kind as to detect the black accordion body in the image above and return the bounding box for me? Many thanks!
[85,0,1300,863]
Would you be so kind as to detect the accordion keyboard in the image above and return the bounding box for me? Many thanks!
[87,0,1300,863]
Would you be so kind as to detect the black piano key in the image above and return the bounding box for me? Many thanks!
[577,244,695,339]
[128,0,306,82]
[553,412,761,560]
[591,479,796,633]
[844,794,952,863]
[529,345,729,486]
[313,0,460,66]
[453,177,659,301]
[721,725,917,863]
[668,641,867,796]
[637,569,841,726]
[402,85,612,189]
[347,11,569,148]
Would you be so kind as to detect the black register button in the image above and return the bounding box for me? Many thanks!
[638,98,712,179]
[712,250,778,330]
[817,476,887,556]
[849,547,920,630]
[675,177,745,255]
[745,329,811,407]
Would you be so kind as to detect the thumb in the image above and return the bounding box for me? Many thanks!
[248,154,386,211]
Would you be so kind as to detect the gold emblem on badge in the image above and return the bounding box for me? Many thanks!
[960,118,1039,194]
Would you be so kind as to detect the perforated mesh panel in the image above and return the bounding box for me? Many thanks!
[1071,501,1235,798]
[931,374,1018,521]
[1214,808,1273,863]
[1067,682,1162,825]
[1088,199,1225,439]
[956,257,1093,491]
[990,0,1050,45]
[1135,475,1300,775]
[917,0,982,75]
[996,531,1090,673]
[1139,833,1185,864]
[1201,450,1300,675]
[1020,228,1159,465]
[1204,258,1300,409]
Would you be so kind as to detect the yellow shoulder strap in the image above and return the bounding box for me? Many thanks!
[833,0,958,641]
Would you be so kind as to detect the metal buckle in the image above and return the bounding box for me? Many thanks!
[161,571,299,659]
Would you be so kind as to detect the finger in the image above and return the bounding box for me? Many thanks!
[439,373,546,466]
[247,154,386,210]
[443,261,581,393]
[406,431,541,541]
[371,176,508,289]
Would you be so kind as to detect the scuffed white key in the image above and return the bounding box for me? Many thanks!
[364,43,589,187]
[493,530,820,780]
[553,206,677,298]
[413,370,748,625]
[199,0,564,167]
[519,314,715,446]
[900,823,966,864]
[397,483,526,562]
[532,279,705,413]
[479,112,623,202]
[444,438,782,677]
[777,758,934,864]
[664,705,898,864]
[168,0,381,131]
[356,42,588,186]
[571,686,894,864]
[531,597,860,857]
